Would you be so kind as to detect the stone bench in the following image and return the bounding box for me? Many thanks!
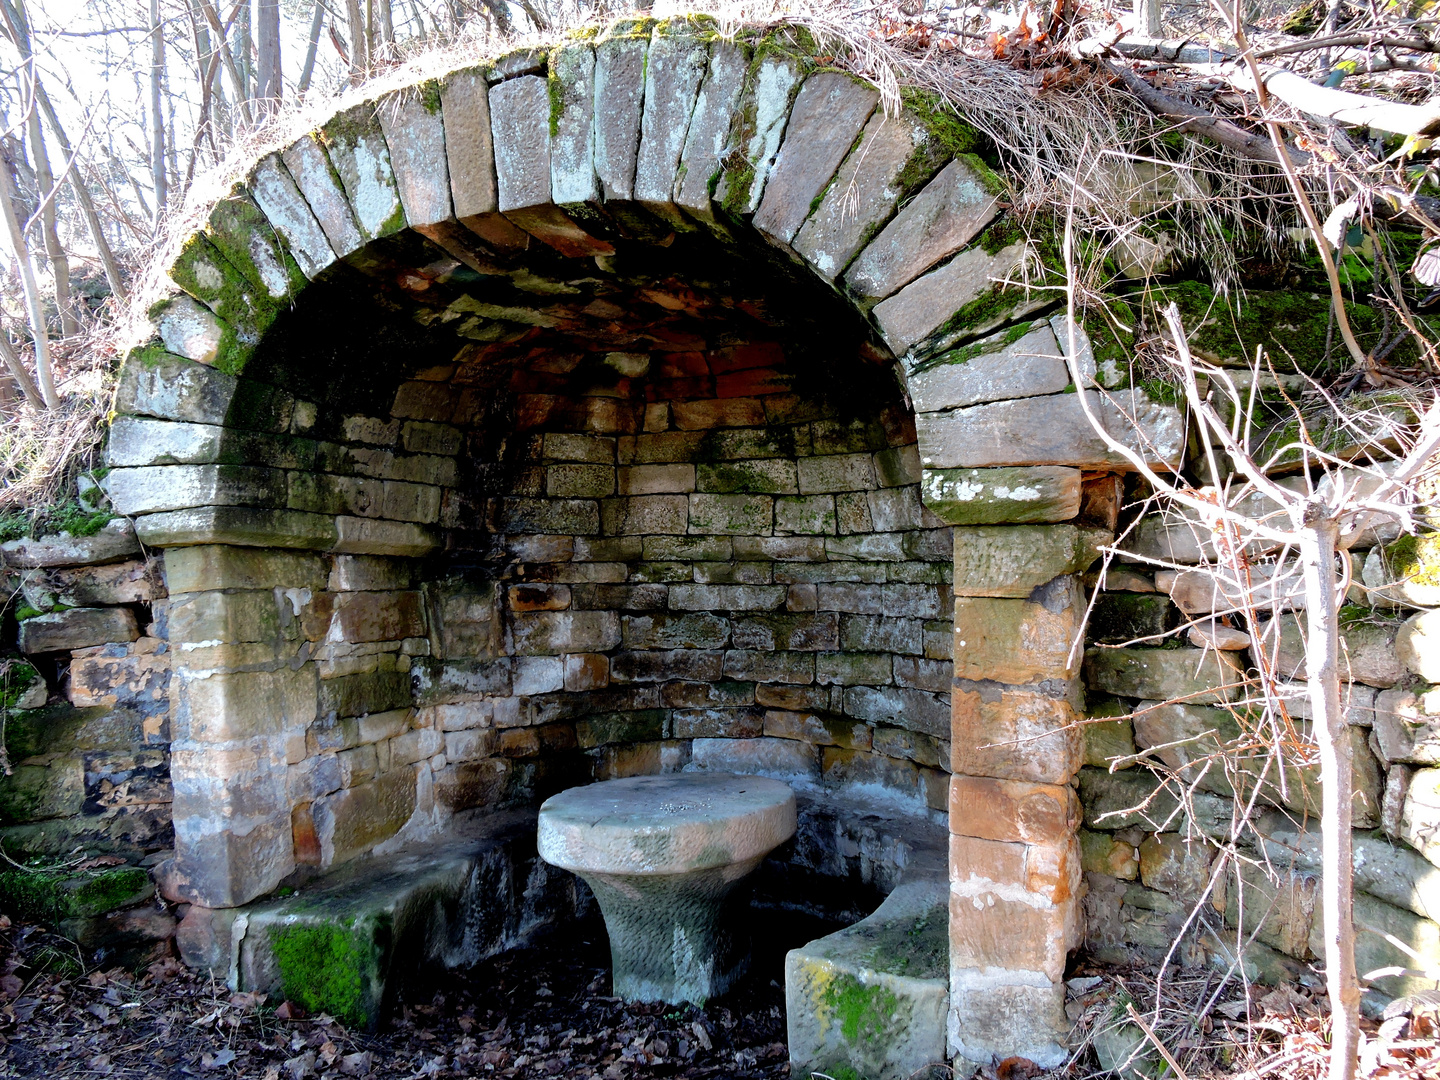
[785,877,950,1080]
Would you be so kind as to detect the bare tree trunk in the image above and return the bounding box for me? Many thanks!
[0,153,57,408]
[33,84,127,302]
[1300,516,1361,1080]
[0,328,44,408]
[1,0,76,337]
[236,0,252,102]
[195,0,253,128]
[378,0,392,48]
[149,0,168,218]
[298,0,324,94]
[255,0,280,118]
[345,0,366,81]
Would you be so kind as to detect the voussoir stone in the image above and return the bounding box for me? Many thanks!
[19,607,140,654]
[248,154,336,279]
[281,134,365,257]
[674,42,747,217]
[952,524,1106,597]
[593,30,648,202]
[872,241,1026,353]
[320,103,405,240]
[109,464,286,516]
[634,29,707,208]
[716,54,803,216]
[795,112,938,281]
[376,88,452,227]
[439,69,499,218]
[490,76,552,212]
[753,72,878,245]
[847,157,1001,302]
[155,294,227,366]
[549,44,600,206]
[919,465,1081,525]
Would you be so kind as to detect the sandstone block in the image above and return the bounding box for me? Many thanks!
[279,133,365,258]
[1402,767,1440,868]
[166,545,326,594]
[687,736,819,780]
[319,103,403,240]
[687,493,772,535]
[438,70,499,222]
[715,55,803,216]
[909,322,1074,414]
[785,880,947,1080]
[18,607,140,654]
[1398,608,1440,683]
[952,578,1084,684]
[168,807,295,909]
[952,524,1104,598]
[948,972,1068,1070]
[1077,767,1182,832]
[634,30,707,208]
[1138,832,1213,899]
[511,610,621,654]
[950,775,1080,846]
[951,684,1082,785]
[548,44,599,205]
[754,72,877,245]
[949,886,1070,983]
[2,517,141,569]
[1225,862,1317,960]
[1080,829,1139,879]
[917,389,1185,472]
[919,465,1081,525]
[674,42,747,216]
[843,685,950,738]
[794,112,934,281]
[1084,646,1242,704]
[847,158,1000,303]
[134,506,337,550]
[593,32,647,202]
[312,765,417,867]
[1260,612,1404,688]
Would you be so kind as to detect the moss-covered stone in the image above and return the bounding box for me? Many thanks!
[0,863,153,924]
[269,920,378,1026]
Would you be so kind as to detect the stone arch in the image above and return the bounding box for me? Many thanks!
[107,18,1185,1067]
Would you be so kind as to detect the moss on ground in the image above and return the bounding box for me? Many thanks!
[0,500,113,543]
[0,864,151,924]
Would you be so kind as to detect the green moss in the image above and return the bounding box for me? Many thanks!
[269,921,376,1027]
[898,86,982,156]
[547,63,564,138]
[1381,532,1440,589]
[821,972,902,1050]
[418,78,442,115]
[14,605,42,621]
[977,215,1024,256]
[2,500,113,544]
[129,342,172,369]
[1138,377,1183,407]
[911,319,1037,375]
[0,865,150,924]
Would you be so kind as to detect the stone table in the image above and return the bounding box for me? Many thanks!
[537,772,797,1003]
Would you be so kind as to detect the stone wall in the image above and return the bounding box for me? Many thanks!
[1075,483,1440,1007]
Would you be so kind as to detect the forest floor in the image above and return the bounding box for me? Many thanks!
[0,908,1436,1080]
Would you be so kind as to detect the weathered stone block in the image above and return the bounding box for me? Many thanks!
[319,103,403,241]
[910,322,1074,414]
[512,610,621,654]
[715,54,803,216]
[166,544,326,594]
[1225,861,1317,960]
[843,685,950,738]
[312,764,417,867]
[948,971,1068,1070]
[593,31,647,202]
[548,44,599,205]
[785,880,947,1080]
[1084,647,1242,704]
[795,112,935,281]
[952,524,1104,598]
[18,607,139,654]
[1260,612,1404,689]
[952,578,1084,684]
[754,72,877,245]
[950,775,1080,846]
[917,389,1185,472]
[919,466,1082,525]
[687,736,820,779]
[135,506,337,550]
[317,668,409,720]
[674,42,747,217]
[1077,767,1182,832]
[951,684,1082,785]
[634,29,706,209]
[1080,829,1139,879]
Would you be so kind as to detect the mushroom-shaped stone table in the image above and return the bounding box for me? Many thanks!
[537,773,797,1004]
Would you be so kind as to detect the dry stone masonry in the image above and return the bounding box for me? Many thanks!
[22,14,1440,1074]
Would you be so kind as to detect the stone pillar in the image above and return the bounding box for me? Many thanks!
[947,525,1098,1069]
[162,545,325,910]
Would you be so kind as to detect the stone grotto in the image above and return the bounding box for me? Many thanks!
[4,15,1440,1080]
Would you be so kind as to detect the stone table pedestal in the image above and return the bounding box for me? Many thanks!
[537,773,797,1004]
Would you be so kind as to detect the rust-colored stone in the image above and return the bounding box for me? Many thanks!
[949,774,1081,846]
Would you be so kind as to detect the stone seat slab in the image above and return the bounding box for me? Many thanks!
[785,877,950,1080]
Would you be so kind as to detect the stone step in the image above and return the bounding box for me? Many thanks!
[785,877,949,1080]
[229,809,587,1028]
